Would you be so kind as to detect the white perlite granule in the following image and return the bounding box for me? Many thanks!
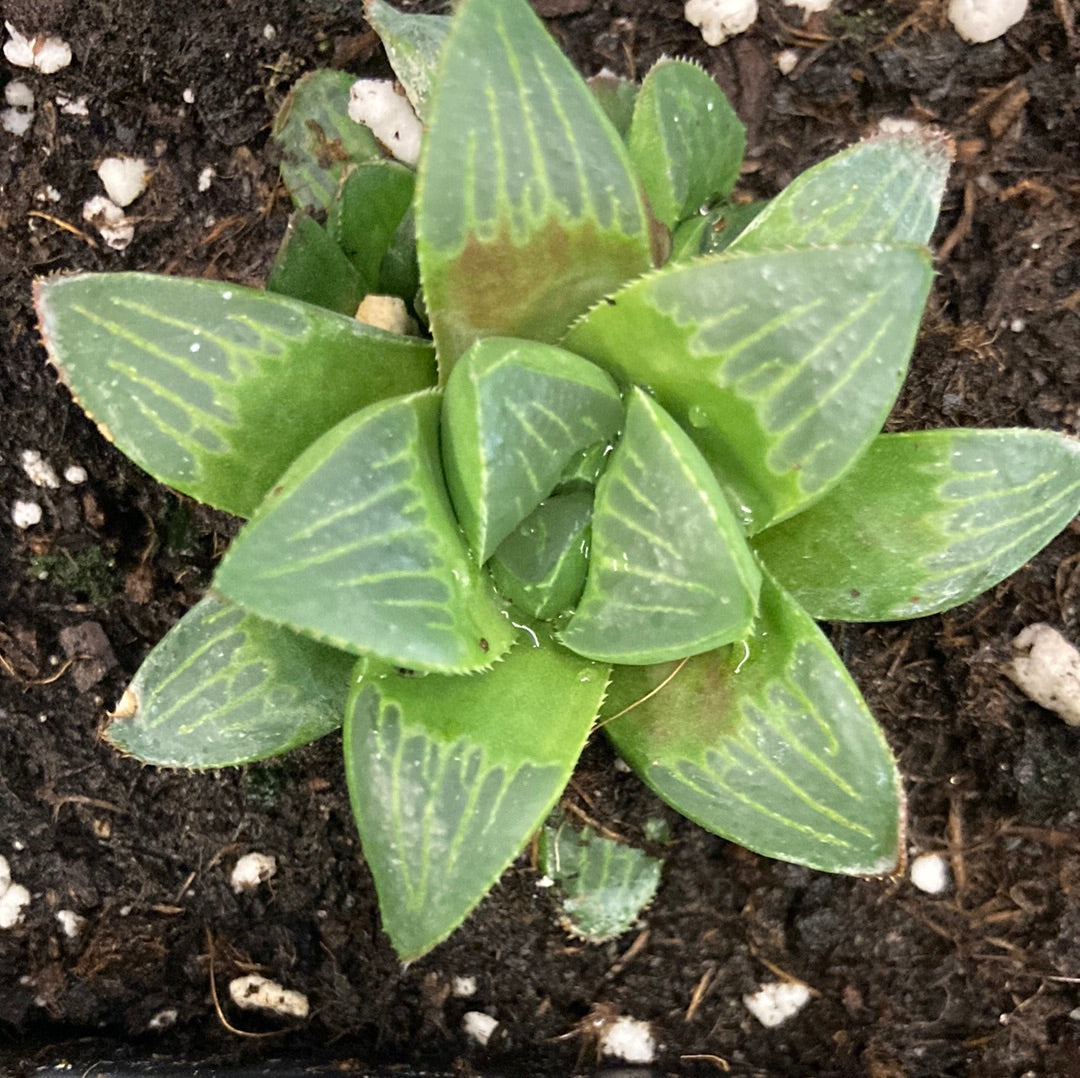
[12,500,43,529]
[228,974,309,1020]
[744,981,812,1027]
[948,0,1027,42]
[462,1010,498,1045]
[0,856,31,930]
[347,80,422,166]
[230,852,277,893]
[21,449,60,489]
[1007,623,1080,726]
[599,1015,656,1064]
[910,852,951,895]
[3,22,72,73]
[96,156,151,207]
[684,0,758,46]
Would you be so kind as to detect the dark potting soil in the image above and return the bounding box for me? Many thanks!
[2,2,1079,1075]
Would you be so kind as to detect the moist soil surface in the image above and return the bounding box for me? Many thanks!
[2,2,1079,1075]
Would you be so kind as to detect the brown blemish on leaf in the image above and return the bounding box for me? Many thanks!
[433,215,648,366]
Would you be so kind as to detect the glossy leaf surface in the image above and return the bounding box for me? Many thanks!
[587,72,638,137]
[560,389,761,664]
[272,70,383,211]
[214,392,514,673]
[35,273,436,518]
[266,212,363,315]
[753,429,1080,620]
[565,244,933,533]
[106,595,352,768]
[344,638,608,959]
[731,126,951,252]
[364,0,450,118]
[416,0,652,370]
[490,491,593,620]
[538,820,662,941]
[603,572,903,875]
[328,161,415,293]
[627,59,745,231]
[441,337,623,562]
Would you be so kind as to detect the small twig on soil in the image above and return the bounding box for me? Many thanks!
[561,799,625,845]
[36,788,123,821]
[680,1055,731,1073]
[27,210,99,248]
[947,795,969,901]
[601,927,650,984]
[0,652,81,686]
[1054,0,1078,54]
[938,179,975,260]
[752,954,821,998]
[684,964,717,1023]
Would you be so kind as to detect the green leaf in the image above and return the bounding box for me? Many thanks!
[602,571,903,875]
[560,389,761,665]
[441,336,624,562]
[344,637,609,959]
[753,429,1080,621]
[364,0,451,119]
[556,440,609,492]
[538,819,662,942]
[272,70,384,211]
[565,244,934,534]
[731,125,951,252]
[328,161,415,293]
[587,72,638,138]
[627,59,745,231]
[266,212,364,315]
[416,0,652,371]
[214,391,515,673]
[379,206,421,302]
[490,491,593,621]
[34,273,436,518]
[105,595,352,768]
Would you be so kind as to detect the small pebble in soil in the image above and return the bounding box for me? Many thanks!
[198,166,216,192]
[909,852,951,895]
[462,1010,498,1046]
[743,981,812,1028]
[230,851,277,893]
[182,87,196,104]
[948,0,1027,43]
[12,500,43,529]
[55,909,86,938]
[20,449,60,489]
[452,975,478,998]
[3,22,72,73]
[0,856,31,929]
[348,80,422,167]
[228,974,309,1020]
[776,49,799,76]
[82,196,135,250]
[147,1008,178,1032]
[96,156,151,207]
[599,1015,656,1065]
[64,464,87,484]
[1007,624,1080,726]
[684,0,758,46]
[2,80,34,136]
[56,93,88,117]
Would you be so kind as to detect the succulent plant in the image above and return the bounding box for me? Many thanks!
[35,0,1080,959]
